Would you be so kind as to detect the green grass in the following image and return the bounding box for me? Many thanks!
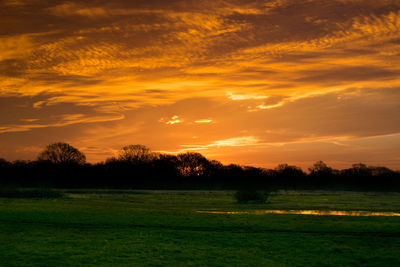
[0,190,399,266]
[0,188,64,198]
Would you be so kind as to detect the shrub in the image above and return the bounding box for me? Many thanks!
[234,190,269,203]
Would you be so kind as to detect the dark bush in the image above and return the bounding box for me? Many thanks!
[234,190,269,203]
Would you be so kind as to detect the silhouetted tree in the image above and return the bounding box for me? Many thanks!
[223,164,245,185]
[275,163,305,188]
[118,144,157,163]
[155,153,179,168]
[177,152,209,177]
[204,160,224,177]
[105,156,118,164]
[37,142,86,164]
[275,163,304,176]
[307,161,338,188]
[308,161,332,175]
[151,154,180,184]
[209,160,223,169]
[341,163,371,179]
[309,161,338,176]
[370,166,394,176]
[351,163,370,175]
[0,158,11,168]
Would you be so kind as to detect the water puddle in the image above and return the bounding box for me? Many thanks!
[196,210,400,216]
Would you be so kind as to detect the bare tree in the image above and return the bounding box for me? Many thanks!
[177,152,209,177]
[37,142,86,164]
[118,144,157,163]
[275,163,305,177]
[308,161,332,174]
[350,163,371,176]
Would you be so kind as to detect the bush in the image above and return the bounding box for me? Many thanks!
[0,188,64,198]
[234,190,269,203]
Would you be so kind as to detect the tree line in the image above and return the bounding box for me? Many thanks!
[0,142,399,191]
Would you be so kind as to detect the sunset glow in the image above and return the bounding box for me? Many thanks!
[1,0,400,169]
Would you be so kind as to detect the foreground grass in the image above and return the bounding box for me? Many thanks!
[0,191,399,266]
[0,188,64,198]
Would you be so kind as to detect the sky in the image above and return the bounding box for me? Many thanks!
[1,0,400,169]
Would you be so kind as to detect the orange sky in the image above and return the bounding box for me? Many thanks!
[1,0,400,169]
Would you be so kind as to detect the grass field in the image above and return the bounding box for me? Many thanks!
[0,190,399,266]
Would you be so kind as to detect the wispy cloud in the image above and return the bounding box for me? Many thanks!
[227,92,268,101]
[0,113,124,134]
[49,3,108,18]
[160,115,183,125]
[194,119,212,123]
[181,136,259,151]
[256,103,284,110]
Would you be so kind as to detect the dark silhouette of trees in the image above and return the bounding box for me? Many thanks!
[338,163,399,190]
[177,152,209,177]
[152,154,180,177]
[37,142,86,164]
[308,161,332,175]
[370,166,394,176]
[0,158,11,168]
[275,163,303,174]
[274,163,305,189]
[349,163,371,176]
[308,161,337,187]
[118,144,157,163]
[0,143,399,191]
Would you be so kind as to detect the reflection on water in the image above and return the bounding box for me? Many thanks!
[196,210,400,216]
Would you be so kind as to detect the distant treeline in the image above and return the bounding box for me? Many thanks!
[0,142,399,191]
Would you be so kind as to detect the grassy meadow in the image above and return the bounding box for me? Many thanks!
[0,190,399,266]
